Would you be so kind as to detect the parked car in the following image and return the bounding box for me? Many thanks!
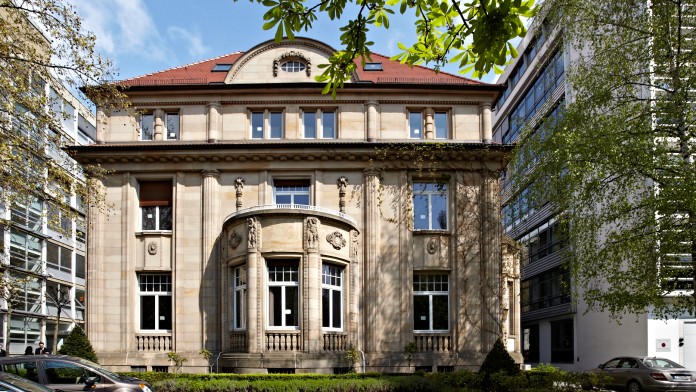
[0,355,153,392]
[0,371,55,392]
[589,356,696,392]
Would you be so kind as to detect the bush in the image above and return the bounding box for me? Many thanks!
[57,326,98,363]
[478,339,520,391]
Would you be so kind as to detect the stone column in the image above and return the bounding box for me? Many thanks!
[304,217,322,352]
[363,168,380,352]
[480,174,501,353]
[154,109,164,141]
[201,169,220,351]
[349,230,360,349]
[480,103,492,144]
[424,108,434,139]
[366,101,379,141]
[246,218,261,353]
[207,101,221,143]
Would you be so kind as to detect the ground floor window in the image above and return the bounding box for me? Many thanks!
[233,265,247,330]
[138,274,172,331]
[522,324,539,362]
[413,274,449,331]
[322,263,343,330]
[267,261,299,328]
[551,319,574,363]
[9,315,40,355]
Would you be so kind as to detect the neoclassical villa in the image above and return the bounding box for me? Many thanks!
[71,37,520,373]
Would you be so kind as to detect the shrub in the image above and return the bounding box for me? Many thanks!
[478,339,520,391]
[57,326,98,363]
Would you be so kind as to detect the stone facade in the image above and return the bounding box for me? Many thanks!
[72,38,520,373]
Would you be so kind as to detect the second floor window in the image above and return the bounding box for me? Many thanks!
[303,109,336,139]
[165,112,180,140]
[139,180,173,231]
[274,179,310,206]
[251,110,283,139]
[413,182,448,230]
[140,113,154,141]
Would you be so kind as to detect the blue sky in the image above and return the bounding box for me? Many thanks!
[74,0,499,83]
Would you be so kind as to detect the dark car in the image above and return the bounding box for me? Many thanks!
[0,371,54,392]
[0,355,153,392]
[589,356,696,392]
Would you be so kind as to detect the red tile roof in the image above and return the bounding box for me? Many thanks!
[119,50,487,87]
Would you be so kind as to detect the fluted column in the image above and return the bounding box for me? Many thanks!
[480,103,492,144]
[207,101,221,143]
[363,168,380,352]
[366,101,379,141]
[304,217,321,352]
[246,218,261,353]
[201,169,220,350]
[480,174,502,352]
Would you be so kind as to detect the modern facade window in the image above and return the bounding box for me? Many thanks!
[11,196,42,231]
[164,112,179,140]
[138,274,172,331]
[139,180,173,231]
[551,319,574,363]
[519,218,567,265]
[267,261,299,329]
[12,272,41,314]
[409,111,423,138]
[303,109,336,139]
[46,242,72,280]
[413,182,448,230]
[413,274,449,332]
[521,267,570,312]
[322,264,343,330]
[75,288,85,320]
[140,113,154,141]
[251,110,283,139]
[522,324,539,362]
[75,254,85,280]
[47,202,72,234]
[9,228,42,273]
[233,265,247,330]
[274,179,310,206]
[9,316,41,352]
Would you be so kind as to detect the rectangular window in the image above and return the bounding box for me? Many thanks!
[138,274,172,331]
[139,180,173,231]
[322,264,343,330]
[75,253,86,280]
[9,228,43,273]
[165,112,179,140]
[409,111,423,138]
[413,274,449,332]
[75,288,85,320]
[551,319,574,363]
[413,182,448,230]
[46,242,72,280]
[10,272,41,314]
[233,265,247,330]
[274,179,310,206]
[250,110,283,139]
[434,112,448,139]
[522,324,539,362]
[267,261,299,328]
[140,113,154,141]
[520,267,570,312]
[11,196,42,231]
[302,110,337,139]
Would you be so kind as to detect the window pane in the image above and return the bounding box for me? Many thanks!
[269,286,282,326]
[270,112,283,139]
[431,194,448,230]
[141,114,154,140]
[141,206,156,230]
[235,289,245,329]
[304,112,316,138]
[140,296,156,329]
[158,295,172,330]
[322,111,335,138]
[165,113,179,140]
[251,112,264,139]
[159,206,172,231]
[276,195,291,204]
[285,286,299,327]
[434,112,448,139]
[432,295,449,330]
[322,288,330,328]
[414,295,429,330]
[413,194,429,230]
[293,194,310,206]
[332,289,341,328]
[409,111,423,138]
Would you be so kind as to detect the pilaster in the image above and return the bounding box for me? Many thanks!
[363,168,380,352]
[201,169,221,350]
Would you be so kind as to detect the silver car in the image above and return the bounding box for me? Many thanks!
[0,371,54,392]
[591,356,696,392]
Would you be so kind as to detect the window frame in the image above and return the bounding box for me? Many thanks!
[140,112,154,141]
[232,265,247,331]
[137,273,172,332]
[302,109,337,139]
[138,180,173,232]
[250,109,284,139]
[273,179,311,206]
[409,110,424,139]
[164,111,180,140]
[412,182,449,231]
[413,273,450,332]
[321,263,344,331]
[266,261,300,330]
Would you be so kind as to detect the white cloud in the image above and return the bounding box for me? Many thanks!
[167,26,209,57]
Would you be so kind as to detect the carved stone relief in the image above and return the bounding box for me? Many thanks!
[326,231,346,250]
[247,218,257,249]
[305,217,319,250]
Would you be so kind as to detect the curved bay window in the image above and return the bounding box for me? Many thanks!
[267,260,299,329]
[322,264,343,331]
[233,265,247,330]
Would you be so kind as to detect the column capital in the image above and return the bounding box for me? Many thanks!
[201,169,220,179]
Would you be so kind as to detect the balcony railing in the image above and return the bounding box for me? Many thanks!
[229,332,247,352]
[414,334,451,352]
[225,204,356,225]
[265,331,302,351]
[136,334,172,352]
[322,333,347,351]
